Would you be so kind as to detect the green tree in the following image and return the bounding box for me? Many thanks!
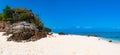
[19,13,26,21]
[3,6,13,19]
[0,14,3,21]
[13,8,34,22]
[30,18,36,24]
[0,6,51,32]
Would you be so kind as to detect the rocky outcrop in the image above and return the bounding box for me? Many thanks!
[0,22,6,32]
[7,29,47,42]
[6,21,47,42]
[12,21,37,30]
[58,32,65,35]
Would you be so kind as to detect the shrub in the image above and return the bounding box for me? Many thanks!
[43,27,51,33]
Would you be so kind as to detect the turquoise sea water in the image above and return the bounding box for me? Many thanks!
[53,29,120,43]
[70,32,120,43]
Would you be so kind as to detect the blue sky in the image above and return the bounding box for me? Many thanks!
[0,0,120,31]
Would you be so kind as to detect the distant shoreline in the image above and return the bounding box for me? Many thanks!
[53,32,120,43]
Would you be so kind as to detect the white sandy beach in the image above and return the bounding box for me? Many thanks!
[0,32,120,55]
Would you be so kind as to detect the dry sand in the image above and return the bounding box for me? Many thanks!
[0,32,120,55]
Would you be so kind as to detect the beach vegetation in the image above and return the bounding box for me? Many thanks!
[3,6,13,19]
[0,14,3,21]
[43,27,51,33]
[0,6,51,32]
[0,6,51,42]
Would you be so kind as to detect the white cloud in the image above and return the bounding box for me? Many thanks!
[52,26,67,29]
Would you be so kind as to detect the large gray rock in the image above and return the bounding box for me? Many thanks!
[12,21,37,30]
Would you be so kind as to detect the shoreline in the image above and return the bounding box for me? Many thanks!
[100,37,120,44]
[55,32,120,43]
[47,32,120,44]
[0,32,120,55]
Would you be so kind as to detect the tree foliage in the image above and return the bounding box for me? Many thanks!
[3,6,13,19]
[43,27,51,32]
[0,6,51,32]
[0,14,3,21]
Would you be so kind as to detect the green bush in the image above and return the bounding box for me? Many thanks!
[0,14,3,21]
[0,6,51,33]
[3,6,13,18]
[43,27,51,33]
